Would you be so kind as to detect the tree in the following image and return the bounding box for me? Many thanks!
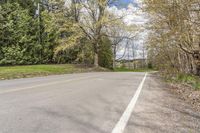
[0,1,58,65]
[64,0,124,67]
[53,0,125,67]
[99,36,113,68]
[0,2,38,65]
[144,0,200,76]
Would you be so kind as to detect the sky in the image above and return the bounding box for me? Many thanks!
[108,0,148,60]
[110,0,134,8]
[65,0,147,60]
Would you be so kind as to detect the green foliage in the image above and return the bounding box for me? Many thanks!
[0,2,38,65]
[54,35,114,68]
[76,39,94,65]
[0,2,58,65]
[54,46,80,64]
[0,45,24,65]
[54,39,94,65]
[176,74,200,90]
[98,36,113,69]
[167,74,200,90]
[147,62,153,69]
[0,1,116,68]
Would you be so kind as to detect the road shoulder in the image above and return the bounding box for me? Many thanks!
[125,73,200,133]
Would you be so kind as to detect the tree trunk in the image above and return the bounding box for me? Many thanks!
[194,60,200,76]
[93,40,100,67]
[94,52,99,67]
[192,51,200,76]
[113,57,115,69]
[197,67,200,76]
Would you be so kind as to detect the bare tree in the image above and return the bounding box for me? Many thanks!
[145,0,200,75]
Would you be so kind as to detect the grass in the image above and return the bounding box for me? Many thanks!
[114,67,156,72]
[0,64,108,80]
[0,65,155,80]
[168,74,200,90]
[176,74,200,90]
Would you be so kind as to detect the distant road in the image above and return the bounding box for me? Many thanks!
[0,72,199,133]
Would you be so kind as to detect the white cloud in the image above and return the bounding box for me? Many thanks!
[107,2,149,59]
[107,3,148,26]
[64,0,148,60]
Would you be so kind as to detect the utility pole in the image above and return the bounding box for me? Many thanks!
[36,0,43,62]
[132,41,135,69]
[37,2,41,44]
[142,42,145,68]
[127,41,131,69]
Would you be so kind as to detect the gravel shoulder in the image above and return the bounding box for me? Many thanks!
[125,73,200,133]
[169,81,200,112]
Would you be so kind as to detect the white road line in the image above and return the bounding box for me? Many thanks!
[112,73,148,133]
[0,75,98,94]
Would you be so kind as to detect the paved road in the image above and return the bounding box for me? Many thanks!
[0,72,199,133]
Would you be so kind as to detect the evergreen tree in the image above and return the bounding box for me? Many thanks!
[0,2,38,65]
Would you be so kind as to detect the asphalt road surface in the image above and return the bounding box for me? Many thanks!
[0,72,200,133]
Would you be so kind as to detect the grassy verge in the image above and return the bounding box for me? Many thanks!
[167,74,200,90]
[0,64,109,80]
[114,67,155,72]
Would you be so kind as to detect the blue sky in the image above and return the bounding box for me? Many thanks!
[119,0,132,4]
[110,0,138,8]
